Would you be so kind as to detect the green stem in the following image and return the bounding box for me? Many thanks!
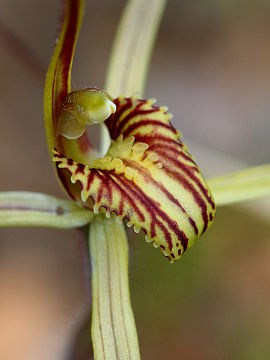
[0,191,93,228]
[90,215,140,360]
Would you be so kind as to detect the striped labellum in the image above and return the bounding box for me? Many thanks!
[53,95,216,262]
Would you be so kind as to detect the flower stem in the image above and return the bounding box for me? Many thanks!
[89,215,140,360]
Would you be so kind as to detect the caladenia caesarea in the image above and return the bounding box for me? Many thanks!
[44,0,216,264]
[1,0,270,358]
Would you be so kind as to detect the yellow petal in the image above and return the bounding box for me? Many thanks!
[53,96,215,262]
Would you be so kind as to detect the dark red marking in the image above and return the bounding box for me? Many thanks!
[67,158,74,166]
[113,100,144,135]
[117,106,158,135]
[75,163,85,175]
[155,150,215,209]
[115,173,190,251]
[188,217,198,235]
[122,120,177,138]
[95,171,113,205]
[86,171,95,191]
[106,98,133,139]
[104,173,145,222]
[124,159,199,236]
[134,134,182,149]
[162,163,209,234]
[148,143,198,168]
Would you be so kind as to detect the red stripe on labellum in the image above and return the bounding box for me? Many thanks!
[134,134,182,149]
[100,172,146,221]
[75,163,85,175]
[114,100,144,135]
[124,159,199,236]
[122,120,177,138]
[113,173,175,249]
[114,172,189,250]
[147,143,198,167]
[156,150,215,209]
[94,171,113,205]
[86,171,95,191]
[108,98,133,139]
[161,163,209,233]
[116,106,158,135]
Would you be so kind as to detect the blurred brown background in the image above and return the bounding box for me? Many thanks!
[0,0,270,359]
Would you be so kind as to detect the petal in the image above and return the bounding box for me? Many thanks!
[53,97,216,262]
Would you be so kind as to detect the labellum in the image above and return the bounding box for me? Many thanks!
[53,94,216,262]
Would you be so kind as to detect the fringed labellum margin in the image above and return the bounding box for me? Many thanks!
[53,96,216,262]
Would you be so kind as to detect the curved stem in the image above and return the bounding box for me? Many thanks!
[90,215,140,360]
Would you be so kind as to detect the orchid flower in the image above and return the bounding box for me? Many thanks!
[1,0,270,358]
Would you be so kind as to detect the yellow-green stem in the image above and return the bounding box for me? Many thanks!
[90,215,140,360]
